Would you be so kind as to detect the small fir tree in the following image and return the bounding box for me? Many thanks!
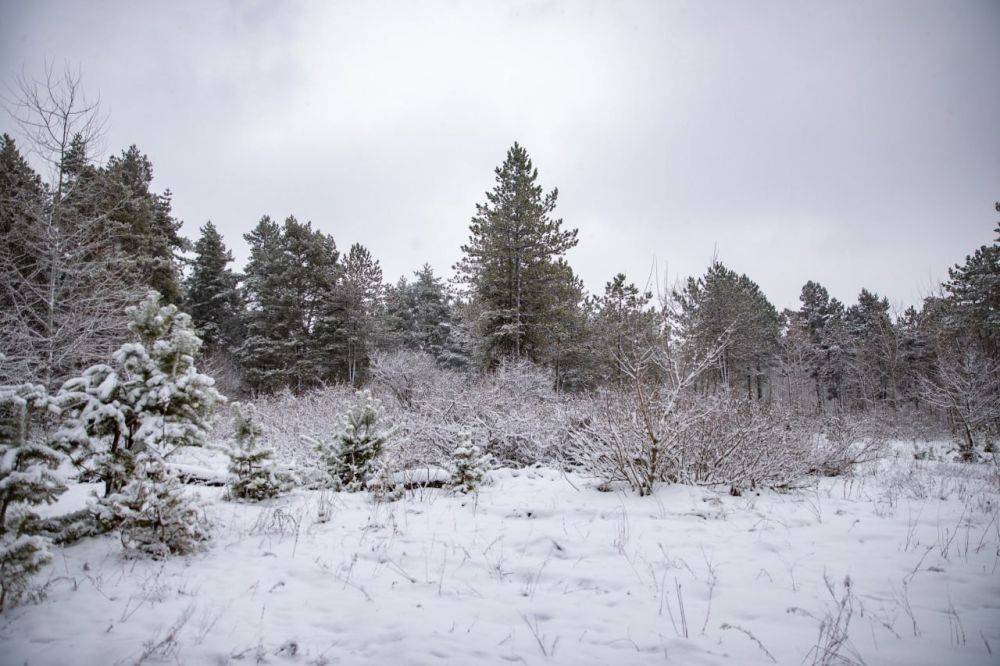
[105,455,210,559]
[0,380,66,610]
[54,291,223,496]
[447,434,490,493]
[311,391,389,491]
[224,402,284,502]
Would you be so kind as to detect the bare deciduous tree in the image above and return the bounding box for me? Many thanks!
[1,65,136,387]
[920,343,1000,460]
[568,326,729,495]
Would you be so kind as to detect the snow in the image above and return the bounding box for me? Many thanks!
[1,443,998,665]
[391,466,451,487]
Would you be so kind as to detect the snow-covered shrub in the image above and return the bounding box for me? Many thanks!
[307,390,390,491]
[369,350,439,409]
[223,402,286,502]
[676,396,813,493]
[919,345,1000,461]
[569,387,677,495]
[567,337,727,496]
[54,291,223,496]
[232,385,356,469]
[370,351,584,468]
[447,434,490,493]
[366,459,405,503]
[239,352,583,474]
[810,413,886,477]
[0,381,65,611]
[101,456,210,559]
[568,334,826,495]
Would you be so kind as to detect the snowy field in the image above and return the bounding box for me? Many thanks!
[1,443,998,665]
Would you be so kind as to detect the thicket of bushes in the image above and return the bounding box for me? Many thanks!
[213,350,931,497]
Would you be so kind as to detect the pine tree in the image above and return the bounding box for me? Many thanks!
[238,216,288,391]
[844,289,901,409]
[0,133,44,255]
[794,281,847,408]
[544,260,595,391]
[594,273,657,385]
[337,244,384,384]
[54,292,223,496]
[186,221,244,353]
[223,402,284,502]
[105,455,210,558]
[447,434,490,493]
[943,219,999,354]
[103,146,186,303]
[672,262,781,398]
[383,264,466,367]
[308,391,389,491]
[0,379,66,610]
[455,142,579,366]
[240,216,339,391]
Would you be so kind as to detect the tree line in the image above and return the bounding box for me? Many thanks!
[1,70,997,439]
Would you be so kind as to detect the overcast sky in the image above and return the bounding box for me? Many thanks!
[3,0,998,310]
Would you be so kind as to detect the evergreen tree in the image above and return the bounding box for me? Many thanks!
[672,262,781,398]
[0,133,135,388]
[447,433,490,493]
[383,264,467,367]
[896,305,934,408]
[105,456,210,558]
[54,292,222,496]
[594,273,658,385]
[794,281,847,407]
[338,244,384,384]
[102,146,186,303]
[455,142,579,366]
[942,218,999,354]
[223,402,285,502]
[240,216,339,391]
[0,134,44,318]
[844,289,901,409]
[186,221,244,352]
[308,391,389,491]
[0,380,66,610]
[543,260,595,391]
[0,134,44,253]
[238,216,287,391]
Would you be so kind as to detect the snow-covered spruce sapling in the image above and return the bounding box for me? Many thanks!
[224,402,285,502]
[447,434,490,493]
[308,391,390,492]
[0,382,66,610]
[53,291,223,497]
[103,455,211,559]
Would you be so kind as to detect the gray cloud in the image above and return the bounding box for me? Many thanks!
[3,0,998,310]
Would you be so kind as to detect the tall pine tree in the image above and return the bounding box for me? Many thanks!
[455,143,579,366]
[239,216,339,391]
[103,146,186,303]
[186,221,244,353]
[942,217,999,354]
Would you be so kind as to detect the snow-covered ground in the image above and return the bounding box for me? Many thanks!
[2,443,998,665]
